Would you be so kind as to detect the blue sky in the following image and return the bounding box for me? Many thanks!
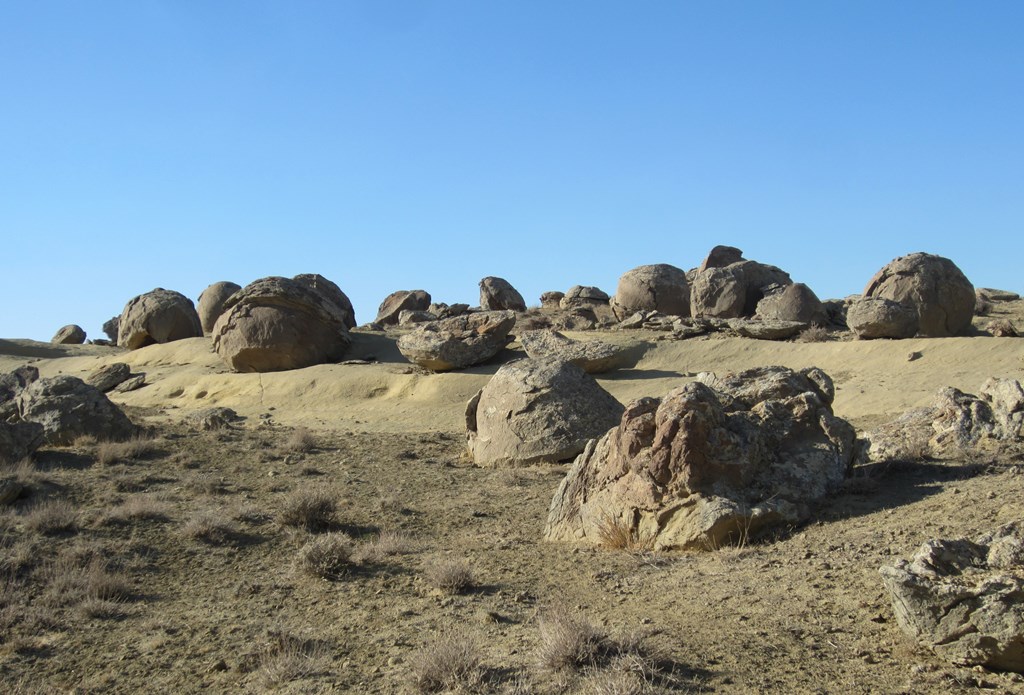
[2,1,1021,340]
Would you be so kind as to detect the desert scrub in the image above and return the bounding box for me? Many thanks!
[797,325,830,343]
[24,499,79,535]
[594,512,654,552]
[422,556,475,595]
[100,494,172,525]
[181,511,237,545]
[282,426,317,453]
[409,630,484,693]
[298,532,356,580]
[278,487,337,532]
[95,435,160,465]
[355,528,416,563]
[257,631,331,689]
[537,606,608,671]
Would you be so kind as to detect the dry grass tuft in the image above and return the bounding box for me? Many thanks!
[282,427,318,453]
[257,631,330,688]
[278,487,338,532]
[181,512,237,545]
[96,436,160,465]
[298,532,356,580]
[594,512,655,552]
[423,556,475,595]
[0,457,44,487]
[100,495,172,525]
[24,499,79,535]
[409,630,484,693]
[537,606,608,672]
[797,325,830,343]
[355,529,416,563]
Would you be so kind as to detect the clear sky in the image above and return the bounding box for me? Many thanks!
[2,1,1021,340]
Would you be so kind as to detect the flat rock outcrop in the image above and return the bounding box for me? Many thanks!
[197,281,241,334]
[51,325,86,344]
[863,252,975,337]
[545,366,858,550]
[880,522,1024,671]
[118,288,203,350]
[519,330,634,374]
[466,357,624,467]
[726,319,806,341]
[480,277,526,312]
[212,276,352,373]
[610,264,690,320]
[690,259,792,319]
[375,290,431,326]
[397,311,515,372]
[17,375,136,445]
[847,296,919,339]
[85,363,131,393]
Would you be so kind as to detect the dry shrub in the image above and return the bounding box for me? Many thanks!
[423,556,475,595]
[101,495,172,525]
[181,512,237,545]
[355,529,416,563]
[298,532,356,580]
[409,630,484,693]
[283,427,317,453]
[797,325,830,343]
[95,435,160,465]
[24,499,79,535]
[537,606,608,671]
[42,554,131,608]
[258,631,330,688]
[0,457,44,487]
[278,487,338,532]
[579,669,647,695]
[594,512,654,552]
[77,597,127,620]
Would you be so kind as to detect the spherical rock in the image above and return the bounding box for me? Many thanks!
[610,264,690,320]
[51,325,86,345]
[863,252,975,337]
[197,282,242,334]
[118,289,203,350]
[480,277,526,312]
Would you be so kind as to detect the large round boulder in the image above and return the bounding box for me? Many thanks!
[17,375,137,445]
[690,260,792,318]
[755,283,827,325]
[118,288,203,350]
[610,264,690,320]
[293,274,356,329]
[846,297,919,339]
[545,366,858,550]
[863,252,975,337]
[397,311,516,372]
[466,357,624,467]
[212,277,352,373]
[375,290,432,326]
[51,324,86,345]
[197,282,242,334]
[480,277,526,312]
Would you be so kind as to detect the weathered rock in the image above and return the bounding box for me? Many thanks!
[866,378,1024,461]
[560,286,610,310]
[880,522,1024,671]
[185,407,241,431]
[0,477,25,505]
[51,325,86,344]
[397,311,516,372]
[0,366,40,420]
[293,274,356,329]
[0,421,44,464]
[545,366,858,550]
[727,319,806,341]
[398,310,436,326]
[977,288,1020,303]
[428,303,469,320]
[17,375,136,445]
[519,330,635,374]
[864,252,975,337]
[197,282,242,334]
[846,297,919,339]
[697,245,745,273]
[610,264,690,320]
[690,260,792,318]
[375,290,432,326]
[987,320,1019,338]
[466,357,624,467]
[118,288,203,350]
[480,277,526,312]
[755,283,827,325]
[540,291,565,309]
[114,374,146,393]
[85,363,131,393]
[212,276,352,373]
[102,316,120,344]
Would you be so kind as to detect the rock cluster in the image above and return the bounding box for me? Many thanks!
[545,366,859,550]
[689,247,793,319]
[375,290,431,326]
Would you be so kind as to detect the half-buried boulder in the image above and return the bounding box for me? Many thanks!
[375,290,432,326]
[197,281,242,334]
[610,264,690,320]
[846,296,919,339]
[17,375,137,445]
[880,522,1024,672]
[397,311,516,372]
[212,276,352,373]
[85,363,132,393]
[118,288,203,350]
[545,366,858,550]
[519,330,635,374]
[863,252,975,337]
[51,324,86,344]
[466,357,624,467]
[755,283,827,326]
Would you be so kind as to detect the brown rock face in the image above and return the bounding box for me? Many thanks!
[293,274,356,329]
[610,264,690,320]
[375,290,432,326]
[85,363,131,393]
[539,291,565,309]
[118,288,203,350]
[397,311,516,372]
[846,296,919,339]
[559,286,609,310]
[755,283,826,325]
[479,277,526,312]
[880,522,1024,672]
[466,357,624,467]
[518,330,636,374]
[51,324,86,344]
[690,261,792,319]
[698,245,745,273]
[197,282,242,334]
[545,366,858,550]
[17,375,137,445]
[863,252,975,337]
[212,276,352,373]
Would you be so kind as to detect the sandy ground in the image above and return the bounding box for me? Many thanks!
[1,300,1023,693]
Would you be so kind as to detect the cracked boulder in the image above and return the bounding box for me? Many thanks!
[863,252,975,337]
[610,264,690,320]
[398,311,516,372]
[847,296,919,339]
[375,290,432,326]
[479,277,526,312]
[519,330,636,374]
[545,366,859,550]
[119,288,204,350]
[880,522,1024,671]
[690,257,792,319]
[17,375,137,445]
[466,357,624,467]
